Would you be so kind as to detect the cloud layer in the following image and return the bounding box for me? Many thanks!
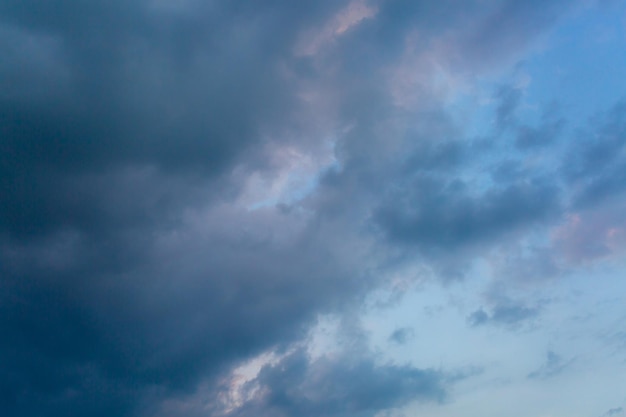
[2,1,625,416]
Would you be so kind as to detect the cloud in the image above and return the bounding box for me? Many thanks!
[468,299,541,328]
[0,202,382,416]
[515,109,565,150]
[0,2,365,415]
[564,99,626,208]
[553,206,626,264]
[0,0,604,416]
[217,347,445,417]
[467,282,546,329]
[495,84,523,130]
[490,83,566,149]
[389,327,415,345]
[601,407,624,417]
[374,176,560,251]
[527,351,575,380]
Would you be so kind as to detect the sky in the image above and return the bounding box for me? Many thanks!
[1,1,626,416]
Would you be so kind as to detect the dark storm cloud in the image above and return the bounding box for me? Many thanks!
[0,0,594,416]
[221,347,445,417]
[0,1,356,415]
[0,207,374,417]
[0,0,346,238]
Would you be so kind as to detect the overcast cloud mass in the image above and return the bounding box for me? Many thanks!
[1,1,626,416]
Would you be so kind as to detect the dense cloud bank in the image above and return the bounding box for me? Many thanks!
[1,0,624,416]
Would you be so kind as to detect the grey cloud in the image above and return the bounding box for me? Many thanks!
[220,348,445,417]
[0,1,361,415]
[467,309,490,327]
[564,99,626,208]
[490,159,527,184]
[389,327,415,345]
[527,351,575,380]
[0,208,372,417]
[0,0,358,240]
[491,83,566,148]
[458,0,577,68]
[515,112,565,150]
[601,407,624,417]
[374,176,560,251]
[326,0,482,76]
[304,2,578,255]
[468,303,540,328]
[403,138,466,174]
[495,85,523,131]
[315,84,565,286]
[0,0,593,416]
[489,245,562,284]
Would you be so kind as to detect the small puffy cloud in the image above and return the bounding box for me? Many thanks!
[389,327,415,345]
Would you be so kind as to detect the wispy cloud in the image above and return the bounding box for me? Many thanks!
[527,351,576,380]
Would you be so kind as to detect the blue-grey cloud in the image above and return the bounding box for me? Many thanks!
[468,303,540,328]
[527,351,575,380]
[374,176,560,251]
[515,109,565,150]
[0,1,359,415]
[220,348,445,417]
[564,99,626,208]
[0,0,600,416]
[389,327,415,345]
[495,84,523,130]
[489,82,566,150]
[601,407,624,417]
